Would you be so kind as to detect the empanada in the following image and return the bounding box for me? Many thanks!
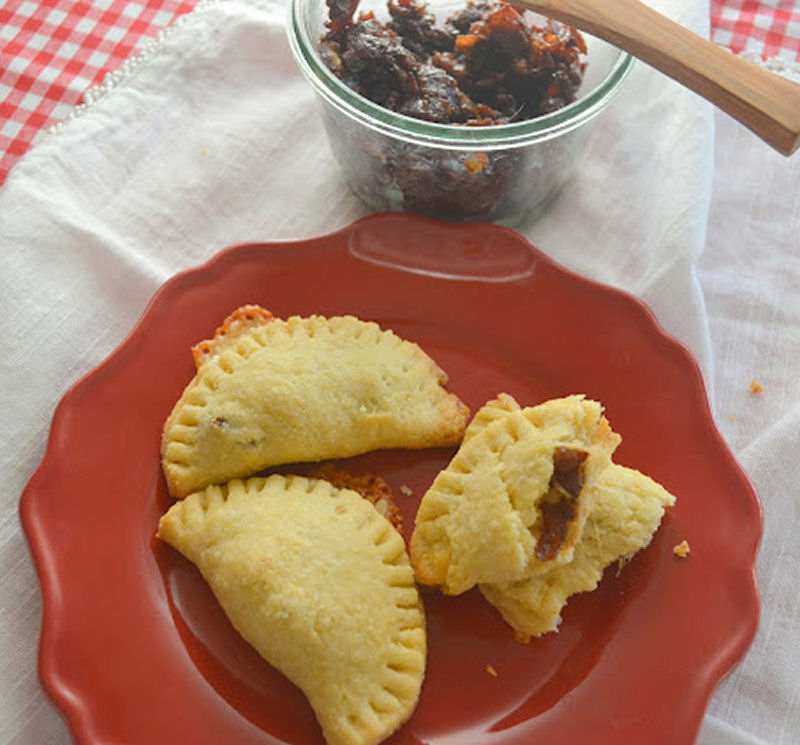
[480,464,676,640]
[157,474,426,745]
[409,395,620,594]
[161,308,470,498]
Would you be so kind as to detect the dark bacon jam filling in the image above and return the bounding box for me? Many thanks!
[320,0,587,125]
[535,446,589,562]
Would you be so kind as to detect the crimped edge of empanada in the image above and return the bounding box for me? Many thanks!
[157,474,427,745]
[161,312,470,498]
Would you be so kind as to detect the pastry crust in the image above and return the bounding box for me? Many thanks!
[409,395,620,594]
[157,474,426,745]
[191,304,274,368]
[161,310,470,498]
[480,464,676,640]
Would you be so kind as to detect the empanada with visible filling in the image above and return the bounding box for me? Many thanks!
[161,307,470,498]
[480,464,676,641]
[157,474,426,745]
[409,395,621,594]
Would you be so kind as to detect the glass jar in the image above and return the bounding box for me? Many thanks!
[288,0,633,225]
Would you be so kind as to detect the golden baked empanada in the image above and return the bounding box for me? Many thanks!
[480,464,675,640]
[409,395,620,594]
[161,308,470,498]
[157,474,426,745]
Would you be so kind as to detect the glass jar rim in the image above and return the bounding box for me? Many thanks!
[287,0,634,150]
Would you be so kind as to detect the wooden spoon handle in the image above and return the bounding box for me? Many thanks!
[516,0,800,155]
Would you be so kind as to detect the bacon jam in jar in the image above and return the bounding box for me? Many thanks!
[288,0,632,223]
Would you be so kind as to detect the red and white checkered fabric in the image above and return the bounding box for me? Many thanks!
[711,0,800,62]
[1,0,799,187]
[0,0,196,186]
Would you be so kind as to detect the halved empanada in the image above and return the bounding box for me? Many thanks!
[161,309,470,498]
[480,464,676,640]
[157,474,426,745]
[409,395,620,594]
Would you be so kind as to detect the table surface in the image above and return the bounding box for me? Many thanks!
[1,0,800,188]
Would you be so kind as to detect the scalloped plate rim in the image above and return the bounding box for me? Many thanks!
[19,212,762,745]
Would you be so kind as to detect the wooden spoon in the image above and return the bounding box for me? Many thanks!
[515,0,800,156]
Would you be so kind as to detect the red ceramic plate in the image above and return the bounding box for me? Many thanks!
[21,213,761,745]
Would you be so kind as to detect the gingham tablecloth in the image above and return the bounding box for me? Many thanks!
[0,0,195,186]
[0,0,799,188]
[710,0,800,60]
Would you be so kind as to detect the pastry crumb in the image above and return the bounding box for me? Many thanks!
[399,484,414,497]
[749,380,763,394]
[485,664,498,677]
[727,413,735,422]
[673,540,691,558]
[615,553,633,576]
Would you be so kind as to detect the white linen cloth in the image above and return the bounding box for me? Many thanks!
[0,0,798,743]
